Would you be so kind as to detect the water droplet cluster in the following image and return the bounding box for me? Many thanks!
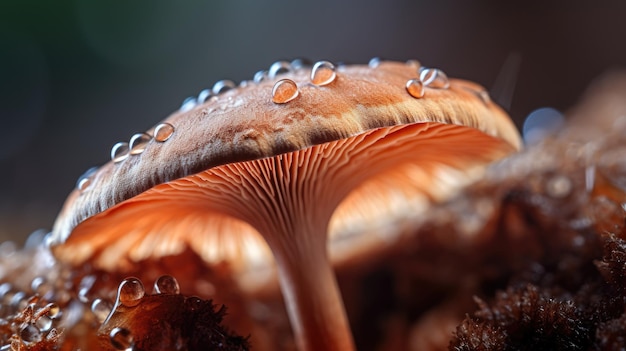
[268,59,339,104]
[92,275,250,351]
[109,123,175,164]
[401,60,451,99]
[101,276,180,325]
[0,239,70,350]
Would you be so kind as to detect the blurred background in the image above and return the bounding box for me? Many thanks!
[1,0,625,243]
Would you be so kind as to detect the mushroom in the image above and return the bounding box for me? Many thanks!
[49,60,522,351]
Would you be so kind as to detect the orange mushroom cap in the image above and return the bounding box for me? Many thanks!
[49,60,521,351]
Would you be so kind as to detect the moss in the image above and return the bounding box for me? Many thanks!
[450,234,626,350]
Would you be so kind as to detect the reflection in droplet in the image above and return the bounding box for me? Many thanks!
[154,123,175,142]
[310,61,336,86]
[420,68,450,89]
[76,166,98,191]
[212,80,236,95]
[405,79,425,99]
[110,327,134,351]
[20,324,42,343]
[45,303,61,319]
[180,96,196,112]
[35,315,52,332]
[154,275,180,295]
[197,89,212,104]
[111,142,130,163]
[268,61,291,78]
[368,57,382,68]
[272,79,299,104]
[290,58,311,70]
[253,70,268,83]
[117,278,145,307]
[91,298,113,324]
[10,291,26,309]
[31,277,51,297]
[129,133,152,155]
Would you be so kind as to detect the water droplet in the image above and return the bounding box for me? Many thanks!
[10,291,26,308]
[197,89,212,104]
[212,80,236,95]
[20,324,42,343]
[545,174,572,198]
[110,327,134,351]
[45,303,61,319]
[310,61,336,86]
[31,277,53,300]
[111,142,130,163]
[117,278,145,307]
[420,68,450,89]
[154,123,175,142]
[253,70,268,83]
[154,275,180,295]
[78,275,96,303]
[30,277,45,293]
[368,57,382,68]
[405,79,425,99]
[91,299,113,324]
[272,79,299,104]
[290,58,311,70]
[35,315,52,332]
[0,283,12,298]
[180,96,196,112]
[129,133,152,155]
[406,59,422,71]
[76,166,98,191]
[268,61,291,78]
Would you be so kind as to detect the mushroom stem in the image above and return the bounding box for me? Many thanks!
[271,236,354,351]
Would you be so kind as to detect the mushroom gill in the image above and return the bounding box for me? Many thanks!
[49,60,521,351]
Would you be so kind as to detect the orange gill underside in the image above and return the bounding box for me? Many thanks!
[60,121,516,290]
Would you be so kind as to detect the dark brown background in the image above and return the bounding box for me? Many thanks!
[1,1,625,242]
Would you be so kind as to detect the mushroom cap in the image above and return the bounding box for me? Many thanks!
[50,61,521,291]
